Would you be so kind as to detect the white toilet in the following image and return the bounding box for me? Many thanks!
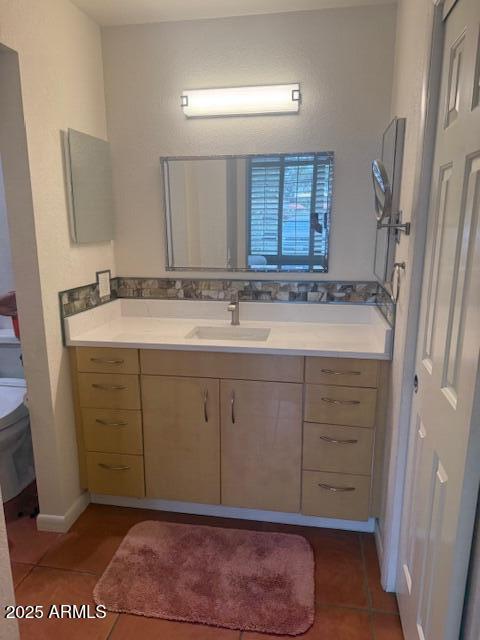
[0,378,35,502]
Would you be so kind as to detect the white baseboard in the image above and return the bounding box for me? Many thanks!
[36,491,89,533]
[90,494,376,533]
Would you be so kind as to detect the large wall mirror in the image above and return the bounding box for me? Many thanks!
[162,152,334,272]
[373,118,406,285]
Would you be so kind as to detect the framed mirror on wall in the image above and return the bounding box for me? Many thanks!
[373,117,406,288]
[161,152,334,273]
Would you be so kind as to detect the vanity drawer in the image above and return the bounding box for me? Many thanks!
[81,408,143,454]
[303,423,373,475]
[86,452,145,497]
[304,384,377,428]
[78,373,141,410]
[302,470,371,521]
[140,350,303,383]
[305,357,379,388]
[76,347,139,375]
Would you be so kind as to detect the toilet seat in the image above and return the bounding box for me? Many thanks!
[0,378,28,432]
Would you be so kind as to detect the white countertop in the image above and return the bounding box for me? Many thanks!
[64,299,392,360]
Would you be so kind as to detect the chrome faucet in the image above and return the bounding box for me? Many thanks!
[228,292,240,326]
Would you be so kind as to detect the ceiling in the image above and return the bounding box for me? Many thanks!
[71,0,396,26]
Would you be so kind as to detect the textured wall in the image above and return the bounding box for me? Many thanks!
[102,4,396,280]
[0,0,114,519]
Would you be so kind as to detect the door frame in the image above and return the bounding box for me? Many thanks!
[378,0,448,590]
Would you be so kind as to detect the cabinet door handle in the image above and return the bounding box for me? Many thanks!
[320,368,361,376]
[90,358,125,365]
[318,483,356,493]
[231,390,236,424]
[95,419,128,427]
[98,463,130,471]
[203,389,209,423]
[321,397,360,406]
[92,384,127,391]
[319,435,358,445]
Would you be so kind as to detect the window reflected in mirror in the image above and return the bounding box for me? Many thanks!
[162,152,334,272]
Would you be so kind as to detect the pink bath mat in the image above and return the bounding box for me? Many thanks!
[94,520,314,635]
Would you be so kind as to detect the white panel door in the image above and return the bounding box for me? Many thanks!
[397,0,480,638]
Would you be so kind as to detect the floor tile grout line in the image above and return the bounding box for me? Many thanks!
[17,563,100,581]
[315,602,400,616]
[11,563,34,592]
[36,557,100,576]
[369,610,377,640]
[359,533,374,611]
[370,608,401,616]
[29,531,66,567]
[105,612,121,640]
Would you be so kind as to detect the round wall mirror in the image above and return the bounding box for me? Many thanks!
[372,159,392,222]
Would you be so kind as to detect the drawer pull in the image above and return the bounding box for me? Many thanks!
[98,463,131,471]
[318,482,356,493]
[95,419,128,427]
[320,368,361,376]
[321,397,360,406]
[92,384,127,391]
[231,390,236,424]
[90,358,125,365]
[319,435,358,445]
[203,389,209,423]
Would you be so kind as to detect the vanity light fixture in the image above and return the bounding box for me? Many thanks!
[180,84,301,118]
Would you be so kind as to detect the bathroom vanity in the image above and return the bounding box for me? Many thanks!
[65,299,391,524]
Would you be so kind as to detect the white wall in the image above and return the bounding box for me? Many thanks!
[0,489,19,640]
[378,0,437,585]
[0,0,115,522]
[0,165,14,296]
[102,4,397,280]
[0,160,15,334]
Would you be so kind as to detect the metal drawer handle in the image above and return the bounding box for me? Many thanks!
[318,483,356,493]
[320,368,361,376]
[321,397,360,406]
[95,419,128,427]
[92,384,127,391]
[319,435,358,445]
[203,389,209,423]
[90,358,125,365]
[98,463,130,471]
[231,390,236,424]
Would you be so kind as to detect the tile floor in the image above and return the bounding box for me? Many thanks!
[6,504,404,640]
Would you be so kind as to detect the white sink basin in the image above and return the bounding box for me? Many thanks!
[186,326,271,342]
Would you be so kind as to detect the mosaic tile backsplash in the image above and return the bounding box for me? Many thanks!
[59,278,119,318]
[60,277,395,326]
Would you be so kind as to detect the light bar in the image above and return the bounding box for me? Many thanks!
[181,84,301,118]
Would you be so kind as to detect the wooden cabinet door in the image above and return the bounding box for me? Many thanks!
[142,376,220,504]
[220,380,302,513]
